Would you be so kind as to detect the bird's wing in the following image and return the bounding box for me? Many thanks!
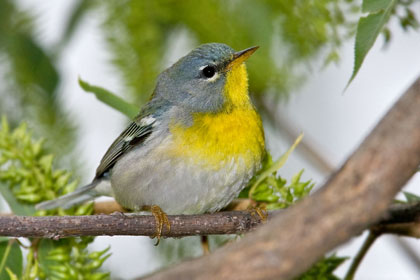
[95,115,155,179]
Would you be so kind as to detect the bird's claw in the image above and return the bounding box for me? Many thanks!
[148,205,170,246]
[247,204,268,222]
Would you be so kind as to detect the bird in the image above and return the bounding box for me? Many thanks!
[36,43,265,241]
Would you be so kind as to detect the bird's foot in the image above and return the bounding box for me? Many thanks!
[247,203,268,222]
[142,205,171,246]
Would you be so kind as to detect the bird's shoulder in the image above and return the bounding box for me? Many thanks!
[94,112,157,179]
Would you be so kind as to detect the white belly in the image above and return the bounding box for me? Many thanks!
[110,136,257,214]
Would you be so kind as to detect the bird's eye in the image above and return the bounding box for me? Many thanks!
[201,65,216,79]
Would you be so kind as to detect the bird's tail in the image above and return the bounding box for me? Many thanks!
[35,183,97,210]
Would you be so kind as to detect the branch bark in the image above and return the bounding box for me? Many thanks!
[0,202,418,238]
[0,211,273,239]
[139,76,420,279]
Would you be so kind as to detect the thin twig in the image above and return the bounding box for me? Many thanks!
[344,231,379,280]
[1,202,420,239]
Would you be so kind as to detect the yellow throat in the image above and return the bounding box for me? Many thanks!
[170,63,265,170]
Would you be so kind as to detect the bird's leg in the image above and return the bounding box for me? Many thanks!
[142,205,171,245]
[201,235,210,255]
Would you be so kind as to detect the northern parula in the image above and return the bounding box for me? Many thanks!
[37,43,265,221]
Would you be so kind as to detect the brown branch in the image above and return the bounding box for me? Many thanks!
[0,202,419,239]
[372,223,420,238]
[0,211,276,239]
[139,76,420,280]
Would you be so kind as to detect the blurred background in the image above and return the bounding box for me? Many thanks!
[1,0,420,279]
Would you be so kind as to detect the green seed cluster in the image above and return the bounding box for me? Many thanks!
[35,238,110,280]
[0,116,111,280]
[0,117,88,215]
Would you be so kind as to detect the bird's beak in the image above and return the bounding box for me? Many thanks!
[226,46,259,70]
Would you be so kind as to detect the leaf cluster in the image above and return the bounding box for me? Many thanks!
[33,239,110,280]
[349,0,419,85]
[240,154,314,210]
[297,255,348,280]
[0,117,86,215]
[0,117,110,280]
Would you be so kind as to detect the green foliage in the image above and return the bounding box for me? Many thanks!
[0,117,86,215]
[0,240,23,280]
[0,117,110,280]
[392,191,420,204]
[36,239,110,280]
[0,0,80,167]
[247,134,303,201]
[297,255,348,280]
[349,0,419,85]
[348,0,397,85]
[79,78,138,119]
[240,134,313,210]
[0,0,97,192]
[101,0,356,105]
[248,167,314,210]
[402,191,420,203]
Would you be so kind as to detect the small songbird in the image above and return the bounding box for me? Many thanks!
[37,43,265,238]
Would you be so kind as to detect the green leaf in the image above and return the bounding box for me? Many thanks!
[78,77,138,119]
[296,255,347,280]
[0,184,35,216]
[249,133,303,197]
[403,191,420,203]
[347,0,396,86]
[7,33,60,97]
[362,0,393,13]
[5,267,18,280]
[0,240,23,280]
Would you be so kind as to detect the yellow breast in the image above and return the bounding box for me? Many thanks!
[170,109,264,170]
[169,63,265,170]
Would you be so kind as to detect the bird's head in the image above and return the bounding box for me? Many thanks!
[155,43,258,114]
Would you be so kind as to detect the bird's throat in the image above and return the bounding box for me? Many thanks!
[223,63,251,110]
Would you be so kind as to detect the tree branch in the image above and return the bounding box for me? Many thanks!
[139,76,420,279]
[0,211,275,239]
[344,231,379,280]
[0,202,419,239]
